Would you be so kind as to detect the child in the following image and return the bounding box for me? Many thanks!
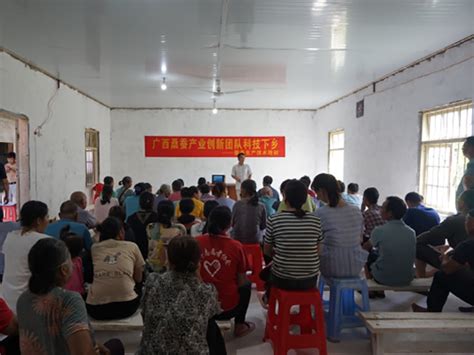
[177,199,201,235]
[59,226,85,296]
[4,152,17,205]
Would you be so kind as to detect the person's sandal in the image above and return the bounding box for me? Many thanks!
[234,321,256,338]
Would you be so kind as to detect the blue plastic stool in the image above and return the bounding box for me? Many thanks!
[318,276,370,342]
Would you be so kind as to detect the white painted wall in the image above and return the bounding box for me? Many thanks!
[0,52,111,214]
[313,39,474,201]
[110,109,318,192]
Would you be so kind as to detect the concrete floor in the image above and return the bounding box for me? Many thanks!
[95,289,474,355]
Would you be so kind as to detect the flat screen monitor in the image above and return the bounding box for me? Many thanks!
[212,175,225,184]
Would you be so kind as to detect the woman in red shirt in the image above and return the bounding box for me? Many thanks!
[196,206,255,342]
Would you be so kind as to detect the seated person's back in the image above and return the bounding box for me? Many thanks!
[177,198,201,235]
[312,174,368,278]
[403,192,440,236]
[3,201,50,312]
[138,236,220,354]
[127,192,159,260]
[45,200,93,250]
[366,197,416,286]
[86,217,145,320]
[231,180,267,244]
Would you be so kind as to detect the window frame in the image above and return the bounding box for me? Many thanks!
[419,100,472,214]
[85,129,100,188]
[328,129,345,180]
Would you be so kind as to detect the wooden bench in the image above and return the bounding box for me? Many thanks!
[90,312,232,332]
[365,278,432,292]
[359,311,474,355]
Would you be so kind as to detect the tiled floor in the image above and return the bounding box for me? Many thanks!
[96,289,474,355]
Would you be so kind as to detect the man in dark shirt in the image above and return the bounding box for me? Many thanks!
[415,190,474,277]
[412,209,474,312]
[0,164,8,205]
[403,192,440,236]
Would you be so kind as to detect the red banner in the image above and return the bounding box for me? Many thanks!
[145,136,285,158]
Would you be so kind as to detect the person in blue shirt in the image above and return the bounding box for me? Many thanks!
[344,183,363,208]
[257,175,280,203]
[124,182,151,221]
[44,200,93,251]
[403,192,440,236]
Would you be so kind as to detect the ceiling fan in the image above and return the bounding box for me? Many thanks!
[204,79,253,98]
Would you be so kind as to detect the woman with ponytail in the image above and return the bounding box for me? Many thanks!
[231,179,267,244]
[94,185,119,224]
[86,217,145,320]
[196,206,255,340]
[312,173,368,279]
[17,238,124,355]
[115,176,134,206]
[139,236,221,354]
[261,180,323,304]
[3,200,50,312]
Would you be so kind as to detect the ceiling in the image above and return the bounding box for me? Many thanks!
[0,0,472,109]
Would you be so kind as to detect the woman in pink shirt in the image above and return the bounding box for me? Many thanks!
[59,226,85,296]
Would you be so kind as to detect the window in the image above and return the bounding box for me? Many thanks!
[328,130,345,180]
[85,129,99,187]
[420,101,473,214]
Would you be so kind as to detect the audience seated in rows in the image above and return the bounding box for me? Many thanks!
[94,185,119,224]
[169,179,183,202]
[277,179,316,213]
[261,179,323,301]
[361,187,385,243]
[312,174,368,279]
[196,206,255,339]
[138,236,222,354]
[415,189,474,278]
[403,192,440,236]
[413,209,474,312]
[363,197,416,296]
[128,192,159,260]
[86,217,144,320]
[153,183,171,212]
[231,180,267,244]
[176,186,205,220]
[17,238,124,355]
[115,176,134,206]
[3,201,50,312]
[191,200,219,237]
[212,182,236,210]
[199,183,216,202]
[45,200,93,251]
[70,191,96,228]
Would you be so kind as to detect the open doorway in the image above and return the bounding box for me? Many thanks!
[0,110,30,220]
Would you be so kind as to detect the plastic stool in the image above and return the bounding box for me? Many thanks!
[1,205,17,222]
[264,288,327,355]
[242,244,265,291]
[318,276,370,342]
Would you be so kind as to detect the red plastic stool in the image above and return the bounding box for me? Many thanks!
[264,288,327,355]
[242,244,265,291]
[2,205,17,222]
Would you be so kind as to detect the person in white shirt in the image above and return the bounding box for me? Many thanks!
[231,153,252,200]
[2,200,50,312]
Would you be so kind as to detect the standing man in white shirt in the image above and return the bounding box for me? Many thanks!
[231,152,252,200]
